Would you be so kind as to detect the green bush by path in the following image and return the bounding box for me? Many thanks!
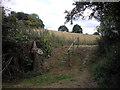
[92,43,120,88]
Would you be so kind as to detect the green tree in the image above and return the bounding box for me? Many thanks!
[72,24,82,33]
[93,32,99,35]
[16,12,29,20]
[64,2,120,88]
[58,25,69,32]
[6,11,45,28]
[28,13,44,28]
[65,2,120,39]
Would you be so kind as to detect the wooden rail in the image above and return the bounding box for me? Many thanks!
[67,38,79,67]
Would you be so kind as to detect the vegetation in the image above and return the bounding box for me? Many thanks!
[2,6,50,82]
[65,1,120,88]
[72,24,83,33]
[1,1,100,88]
[10,11,44,28]
[48,30,99,45]
[2,7,98,83]
[58,25,69,32]
[93,32,99,35]
[3,73,74,88]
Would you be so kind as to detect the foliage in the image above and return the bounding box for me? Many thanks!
[58,25,69,32]
[39,30,53,56]
[2,7,51,82]
[49,32,69,48]
[11,74,73,88]
[72,24,83,33]
[92,43,120,88]
[9,11,44,28]
[25,69,46,78]
[93,32,99,35]
[65,2,120,40]
[65,1,120,87]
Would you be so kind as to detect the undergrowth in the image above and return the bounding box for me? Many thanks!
[92,43,120,88]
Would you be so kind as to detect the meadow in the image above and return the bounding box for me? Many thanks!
[32,28,100,46]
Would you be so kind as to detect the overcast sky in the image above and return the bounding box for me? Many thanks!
[2,0,100,34]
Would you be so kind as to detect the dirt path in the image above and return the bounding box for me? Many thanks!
[40,68,96,88]
[3,45,98,88]
[38,45,98,88]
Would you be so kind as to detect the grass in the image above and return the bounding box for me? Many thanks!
[25,28,100,49]
[3,73,74,88]
[32,28,100,45]
[3,45,99,88]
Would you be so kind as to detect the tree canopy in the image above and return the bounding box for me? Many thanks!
[9,11,44,28]
[72,24,83,33]
[65,2,120,40]
[93,32,99,35]
[58,25,69,32]
[65,1,120,88]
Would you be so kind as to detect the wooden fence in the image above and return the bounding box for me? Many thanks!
[67,37,79,67]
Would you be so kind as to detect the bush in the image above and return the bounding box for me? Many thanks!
[92,43,120,88]
[26,69,46,78]
[2,28,52,82]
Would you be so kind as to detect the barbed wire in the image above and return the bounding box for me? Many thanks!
[0,57,13,73]
[0,53,9,58]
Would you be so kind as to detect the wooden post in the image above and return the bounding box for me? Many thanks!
[77,37,79,48]
[68,50,70,67]
[31,41,44,71]
[67,50,71,67]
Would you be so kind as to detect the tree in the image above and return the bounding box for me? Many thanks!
[64,2,120,88]
[58,25,69,32]
[93,32,99,35]
[28,13,44,28]
[6,11,45,28]
[65,2,120,39]
[72,24,83,33]
[16,12,29,20]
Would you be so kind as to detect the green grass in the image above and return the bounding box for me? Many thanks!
[3,73,74,88]
[23,74,72,84]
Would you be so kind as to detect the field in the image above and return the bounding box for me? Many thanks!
[32,28,100,45]
[3,28,100,88]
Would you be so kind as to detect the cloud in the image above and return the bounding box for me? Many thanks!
[3,0,100,34]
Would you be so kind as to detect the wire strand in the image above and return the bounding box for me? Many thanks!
[0,57,13,73]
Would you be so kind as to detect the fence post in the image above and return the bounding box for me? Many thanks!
[67,38,79,67]
[31,41,44,71]
[72,42,74,53]
[77,37,79,48]
[67,50,70,67]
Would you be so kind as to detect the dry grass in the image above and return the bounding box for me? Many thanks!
[32,28,100,45]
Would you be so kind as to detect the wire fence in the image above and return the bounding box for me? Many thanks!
[0,53,13,73]
[0,57,13,73]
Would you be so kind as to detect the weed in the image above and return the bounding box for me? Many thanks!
[14,73,73,88]
[25,69,46,78]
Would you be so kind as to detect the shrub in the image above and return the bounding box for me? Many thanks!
[92,43,120,88]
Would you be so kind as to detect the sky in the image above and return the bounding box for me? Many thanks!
[2,0,100,34]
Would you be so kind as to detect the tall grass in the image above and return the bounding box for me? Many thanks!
[47,29,99,45]
[32,28,100,47]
